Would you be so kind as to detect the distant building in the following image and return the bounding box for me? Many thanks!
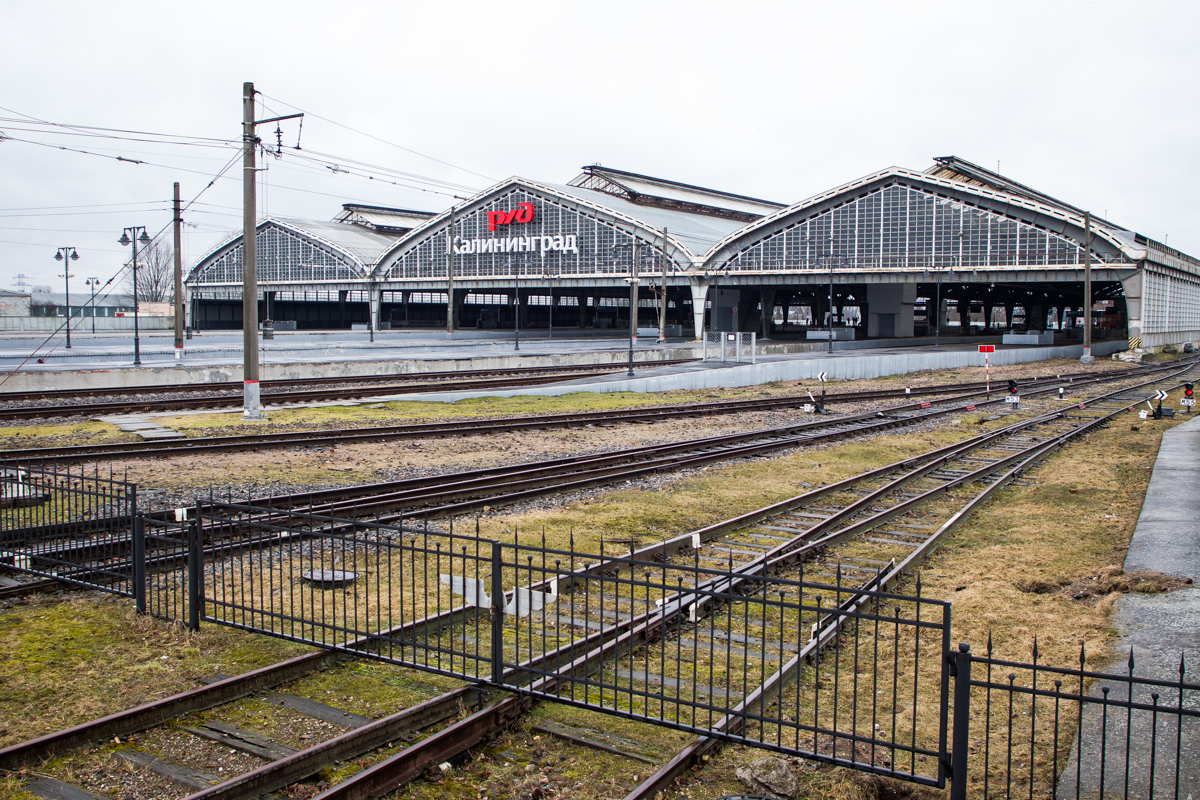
[28,292,136,318]
[0,289,29,316]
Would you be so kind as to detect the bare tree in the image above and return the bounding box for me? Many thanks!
[123,242,174,303]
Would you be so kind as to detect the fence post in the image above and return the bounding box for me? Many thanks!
[187,514,202,631]
[132,513,146,614]
[751,331,757,364]
[950,642,972,800]
[491,540,505,686]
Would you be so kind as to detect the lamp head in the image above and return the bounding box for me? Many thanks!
[70,250,79,261]
[54,251,63,262]
[138,231,151,244]
[118,232,131,246]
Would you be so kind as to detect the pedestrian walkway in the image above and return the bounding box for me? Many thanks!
[1062,413,1199,797]
[98,414,184,441]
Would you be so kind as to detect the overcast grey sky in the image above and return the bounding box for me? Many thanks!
[2,0,1197,294]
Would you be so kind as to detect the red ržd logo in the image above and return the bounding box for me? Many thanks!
[487,202,535,231]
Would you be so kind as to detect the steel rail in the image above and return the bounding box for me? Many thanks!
[4,365,1177,582]
[0,364,1170,463]
[180,686,484,800]
[622,361,1200,800]
[0,648,347,770]
[324,374,1147,800]
[0,370,639,421]
[291,365,1168,520]
[0,360,698,403]
[7,365,1191,797]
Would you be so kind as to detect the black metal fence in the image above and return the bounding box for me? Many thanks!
[183,502,954,786]
[3,476,1196,797]
[0,461,138,595]
[951,640,1198,799]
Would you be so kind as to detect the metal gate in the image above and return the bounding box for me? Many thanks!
[186,503,952,787]
[1,461,138,595]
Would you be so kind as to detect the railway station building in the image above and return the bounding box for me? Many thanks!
[184,159,1200,350]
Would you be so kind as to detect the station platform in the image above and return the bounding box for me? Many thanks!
[372,337,1126,403]
[0,329,1121,395]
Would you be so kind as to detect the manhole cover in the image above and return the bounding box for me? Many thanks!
[301,569,358,588]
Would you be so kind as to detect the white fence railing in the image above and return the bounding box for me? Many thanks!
[0,316,175,333]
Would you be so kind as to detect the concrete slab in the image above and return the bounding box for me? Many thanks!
[1059,414,1200,797]
[136,429,184,440]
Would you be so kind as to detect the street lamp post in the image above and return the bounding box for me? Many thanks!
[510,258,520,351]
[118,227,151,366]
[827,255,835,353]
[85,277,99,334]
[53,247,80,348]
[610,241,647,374]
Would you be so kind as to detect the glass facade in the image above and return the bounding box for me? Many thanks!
[720,183,1109,272]
[191,225,363,284]
[382,187,669,281]
[1144,268,1200,333]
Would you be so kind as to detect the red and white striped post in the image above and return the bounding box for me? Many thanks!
[979,344,995,395]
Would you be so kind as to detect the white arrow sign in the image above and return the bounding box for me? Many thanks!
[818,372,828,382]
[1153,390,1169,401]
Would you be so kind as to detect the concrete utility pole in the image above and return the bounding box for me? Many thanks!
[242,81,263,419]
[240,82,302,418]
[173,182,183,358]
[1081,212,1094,364]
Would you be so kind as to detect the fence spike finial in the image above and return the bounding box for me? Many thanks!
[1032,636,1038,662]
[1128,646,1135,673]
[1080,641,1087,668]
[987,630,993,656]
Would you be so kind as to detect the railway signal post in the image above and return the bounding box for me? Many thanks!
[1183,383,1194,413]
[978,344,994,394]
[1007,379,1019,408]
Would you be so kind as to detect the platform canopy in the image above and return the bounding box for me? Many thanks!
[372,169,783,283]
[699,158,1147,277]
[186,212,430,288]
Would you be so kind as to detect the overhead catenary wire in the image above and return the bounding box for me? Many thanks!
[260,93,496,184]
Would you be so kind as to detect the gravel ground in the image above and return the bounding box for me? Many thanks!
[0,358,1137,427]
[126,393,964,515]
[0,369,621,414]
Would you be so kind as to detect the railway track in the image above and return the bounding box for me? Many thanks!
[4,361,1190,590]
[0,361,697,421]
[230,361,1189,520]
[0,364,1166,465]
[3,361,1195,800]
[1,361,698,403]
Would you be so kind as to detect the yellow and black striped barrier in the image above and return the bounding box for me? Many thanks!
[1129,336,1142,350]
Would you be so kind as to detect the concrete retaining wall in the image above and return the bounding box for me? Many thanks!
[0,316,174,333]
[392,340,1130,402]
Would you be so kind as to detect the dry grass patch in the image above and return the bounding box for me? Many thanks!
[0,593,310,749]
[0,420,132,451]
[474,427,983,555]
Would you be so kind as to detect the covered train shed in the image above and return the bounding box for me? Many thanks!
[183,159,1200,351]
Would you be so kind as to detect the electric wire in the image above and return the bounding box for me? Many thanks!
[260,93,496,183]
